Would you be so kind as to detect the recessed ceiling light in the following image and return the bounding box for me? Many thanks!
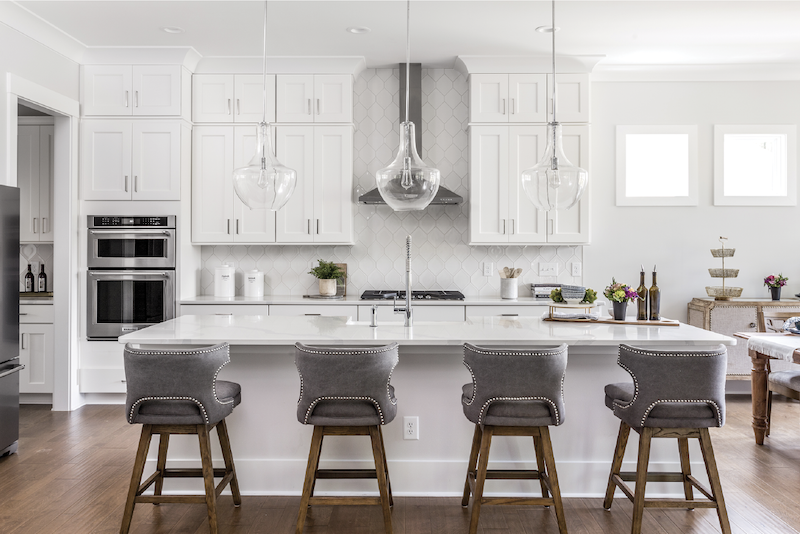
[535,26,560,33]
[347,27,371,34]
[161,27,185,34]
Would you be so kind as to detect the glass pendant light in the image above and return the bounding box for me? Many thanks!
[374,0,441,211]
[233,1,296,211]
[521,0,588,211]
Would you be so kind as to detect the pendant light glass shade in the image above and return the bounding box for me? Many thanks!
[375,122,440,211]
[233,122,296,210]
[521,122,587,211]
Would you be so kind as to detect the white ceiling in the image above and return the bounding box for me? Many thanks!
[12,1,800,69]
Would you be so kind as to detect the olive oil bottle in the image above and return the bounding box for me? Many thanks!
[636,265,648,321]
[649,266,661,321]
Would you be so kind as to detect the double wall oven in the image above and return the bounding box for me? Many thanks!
[87,216,176,340]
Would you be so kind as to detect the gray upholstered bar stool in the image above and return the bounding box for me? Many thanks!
[294,342,399,534]
[460,343,569,534]
[603,344,731,534]
[120,343,242,534]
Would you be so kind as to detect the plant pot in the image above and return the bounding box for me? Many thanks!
[612,301,628,321]
[500,278,518,299]
[318,279,337,296]
[770,286,782,301]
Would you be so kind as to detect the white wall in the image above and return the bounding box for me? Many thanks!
[0,24,79,183]
[586,81,800,321]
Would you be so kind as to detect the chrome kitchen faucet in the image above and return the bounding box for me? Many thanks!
[393,235,413,327]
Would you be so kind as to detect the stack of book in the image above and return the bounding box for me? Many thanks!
[532,283,561,300]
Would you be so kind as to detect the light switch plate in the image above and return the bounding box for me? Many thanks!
[539,262,558,276]
[571,262,582,276]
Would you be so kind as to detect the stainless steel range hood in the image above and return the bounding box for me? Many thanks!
[358,63,463,207]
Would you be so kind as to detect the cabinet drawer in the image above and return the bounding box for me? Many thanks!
[19,304,54,324]
[358,305,465,322]
[180,304,268,316]
[465,306,544,318]
[269,305,358,318]
[80,368,127,394]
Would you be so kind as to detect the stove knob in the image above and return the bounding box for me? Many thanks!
[425,294,432,299]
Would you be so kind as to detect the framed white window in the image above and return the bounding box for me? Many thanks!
[714,125,796,206]
[616,125,698,206]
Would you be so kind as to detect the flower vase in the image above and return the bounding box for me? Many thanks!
[770,287,782,301]
[612,301,628,321]
[319,279,337,296]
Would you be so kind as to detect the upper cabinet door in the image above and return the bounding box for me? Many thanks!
[469,74,509,123]
[276,75,315,123]
[132,66,181,116]
[81,120,132,200]
[548,73,590,123]
[275,126,314,243]
[549,124,590,243]
[509,74,547,123]
[235,74,275,123]
[192,127,235,243]
[131,122,181,200]
[38,126,54,242]
[314,75,352,123]
[313,126,353,243]
[469,125,509,243]
[508,126,546,243]
[17,125,40,242]
[233,125,276,243]
[193,75,235,122]
[82,65,132,116]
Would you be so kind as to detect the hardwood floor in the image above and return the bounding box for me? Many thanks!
[1,396,800,533]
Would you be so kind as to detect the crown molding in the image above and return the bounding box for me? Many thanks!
[195,56,367,76]
[591,62,800,82]
[81,47,202,71]
[454,55,605,75]
[1,2,85,63]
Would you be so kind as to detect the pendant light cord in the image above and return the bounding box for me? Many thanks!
[262,0,268,124]
[551,0,556,124]
[405,0,411,124]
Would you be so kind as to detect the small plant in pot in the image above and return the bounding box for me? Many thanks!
[764,273,788,301]
[309,260,346,296]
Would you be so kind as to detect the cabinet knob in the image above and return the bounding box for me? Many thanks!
[749,322,757,328]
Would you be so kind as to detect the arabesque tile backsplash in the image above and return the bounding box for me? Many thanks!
[200,68,582,298]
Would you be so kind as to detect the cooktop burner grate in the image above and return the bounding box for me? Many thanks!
[360,290,465,301]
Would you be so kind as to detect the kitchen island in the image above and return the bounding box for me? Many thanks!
[120,314,734,497]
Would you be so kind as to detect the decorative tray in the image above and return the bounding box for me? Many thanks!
[303,294,344,300]
[19,292,53,298]
[544,316,680,327]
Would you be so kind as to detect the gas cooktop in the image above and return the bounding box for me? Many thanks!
[360,290,465,301]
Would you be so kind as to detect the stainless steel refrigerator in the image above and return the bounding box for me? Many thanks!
[0,184,21,457]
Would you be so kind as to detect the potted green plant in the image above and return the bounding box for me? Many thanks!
[308,260,346,296]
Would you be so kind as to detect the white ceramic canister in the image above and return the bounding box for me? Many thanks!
[214,264,235,297]
[244,270,264,297]
[500,278,518,299]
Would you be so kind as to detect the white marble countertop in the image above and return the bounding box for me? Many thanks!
[19,298,53,305]
[180,295,555,306]
[119,314,735,347]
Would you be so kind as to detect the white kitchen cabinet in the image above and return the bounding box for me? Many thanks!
[82,65,183,116]
[192,74,276,123]
[465,306,544,318]
[469,74,547,123]
[276,75,352,123]
[547,73,590,123]
[275,125,354,244]
[81,120,182,201]
[17,124,53,243]
[19,304,54,395]
[269,305,358,318]
[192,125,277,243]
[469,124,589,245]
[180,304,269,316]
[357,305,466,323]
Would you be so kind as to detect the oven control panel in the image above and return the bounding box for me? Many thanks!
[89,215,175,228]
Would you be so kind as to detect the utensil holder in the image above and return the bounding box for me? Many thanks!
[501,278,518,299]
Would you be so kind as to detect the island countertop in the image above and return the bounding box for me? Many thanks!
[119,314,735,347]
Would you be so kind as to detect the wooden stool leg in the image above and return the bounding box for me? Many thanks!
[197,424,219,534]
[468,425,493,534]
[631,427,653,534]
[296,426,324,534]
[377,426,393,507]
[767,389,773,437]
[309,432,324,498]
[369,425,393,534]
[153,432,169,503]
[461,424,482,507]
[533,430,551,503]
[603,421,630,510]
[216,419,242,507]
[698,429,732,534]
[539,427,567,534]
[120,425,153,534]
[677,437,694,508]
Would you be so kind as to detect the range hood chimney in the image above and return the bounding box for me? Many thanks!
[359,63,463,206]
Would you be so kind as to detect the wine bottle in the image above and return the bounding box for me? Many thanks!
[38,263,47,293]
[24,264,34,292]
[636,265,648,321]
[649,266,661,321]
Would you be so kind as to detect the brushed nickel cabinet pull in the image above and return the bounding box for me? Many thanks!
[42,218,47,234]
[307,99,311,115]
[32,218,37,234]
[316,219,320,234]
[511,98,515,114]
[501,313,519,317]
[135,91,139,108]
[21,333,25,350]
[227,219,231,235]
[547,218,554,235]
[236,98,241,115]
[305,313,321,316]
[236,219,240,234]
[511,219,515,235]
[502,219,506,235]
[124,91,129,108]
[502,98,506,115]
[134,176,138,193]
[227,99,232,115]
[124,176,129,192]
[307,219,311,235]
[316,98,320,115]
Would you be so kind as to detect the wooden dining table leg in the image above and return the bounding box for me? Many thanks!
[750,348,770,445]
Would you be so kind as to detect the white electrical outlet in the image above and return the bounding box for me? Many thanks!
[539,262,558,276]
[483,262,493,277]
[571,262,582,277]
[404,416,419,440]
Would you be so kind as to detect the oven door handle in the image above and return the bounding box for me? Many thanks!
[89,229,171,236]
[0,364,25,379]
[91,271,171,278]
